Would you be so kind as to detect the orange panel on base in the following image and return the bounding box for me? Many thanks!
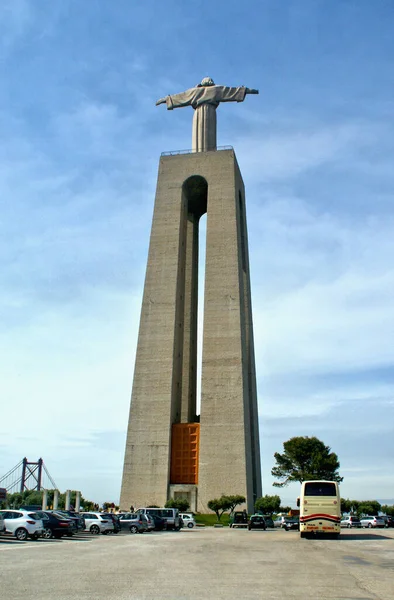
[170,423,200,484]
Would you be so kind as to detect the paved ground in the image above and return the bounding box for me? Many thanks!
[1,527,394,599]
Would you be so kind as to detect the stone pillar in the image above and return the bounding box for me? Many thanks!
[65,489,71,510]
[53,489,59,510]
[42,489,48,510]
[75,491,81,513]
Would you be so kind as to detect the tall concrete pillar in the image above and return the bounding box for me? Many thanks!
[42,489,48,510]
[120,149,261,513]
[75,491,81,513]
[65,489,71,510]
[53,489,59,510]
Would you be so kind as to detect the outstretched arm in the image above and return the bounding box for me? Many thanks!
[156,97,167,106]
[245,88,259,94]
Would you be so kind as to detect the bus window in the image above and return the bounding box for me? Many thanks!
[304,482,337,496]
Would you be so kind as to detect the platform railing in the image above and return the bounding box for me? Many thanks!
[161,145,233,156]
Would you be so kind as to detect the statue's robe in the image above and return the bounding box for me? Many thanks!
[165,86,247,152]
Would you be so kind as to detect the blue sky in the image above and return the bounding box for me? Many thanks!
[1,0,393,507]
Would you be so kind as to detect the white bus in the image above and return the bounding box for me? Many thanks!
[297,480,341,538]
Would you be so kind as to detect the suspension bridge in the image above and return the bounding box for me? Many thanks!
[0,458,58,494]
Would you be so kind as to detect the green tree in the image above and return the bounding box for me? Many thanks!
[358,500,381,516]
[271,436,343,487]
[207,496,233,522]
[165,497,190,512]
[341,498,352,513]
[255,495,281,515]
[381,505,394,517]
[225,495,246,515]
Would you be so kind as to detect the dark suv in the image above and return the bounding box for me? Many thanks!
[284,517,299,531]
[381,516,394,528]
[248,515,267,530]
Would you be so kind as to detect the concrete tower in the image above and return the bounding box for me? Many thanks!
[120,80,261,513]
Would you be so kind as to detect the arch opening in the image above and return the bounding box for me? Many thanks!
[177,176,207,425]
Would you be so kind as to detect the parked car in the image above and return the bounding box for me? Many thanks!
[284,517,299,531]
[118,512,148,534]
[340,516,362,529]
[144,514,156,532]
[34,511,74,539]
[380,516,394,528]
[0,510,44,541]
[248,515,267,530]
[148,513,166,531]
[55,510,85,532]
[229,511,249,528]
[360,516,385,528]
[101,513,121,533]
[81,512,114,534]
[137,508,181,531]
[259,514,274,528]
[273,516,288,528]
[179,513,196,529]
[0,511,5,533]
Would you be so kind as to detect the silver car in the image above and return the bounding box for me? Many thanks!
[273,516,288,528]
[340,516,362,528]
[360,516,385,528]
[81,512,114,534]
[118,512,148,534]
[0,510,44,540]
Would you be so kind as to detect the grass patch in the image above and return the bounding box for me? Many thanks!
[194,513,231,527]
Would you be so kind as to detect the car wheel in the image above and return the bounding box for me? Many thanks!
[130,525,139,534]
[15,528,28,541]
[90,525,100,535]
[368,523,372,528]
[300,532,306,539]
[187,522,194,528]
[66,532,73,537]
[42,527,53,539]
[347,524,351,528]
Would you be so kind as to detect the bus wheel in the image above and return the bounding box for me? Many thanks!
[300,532,306,539]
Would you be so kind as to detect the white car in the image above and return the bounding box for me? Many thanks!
[81,512,114,534]
[0,509,44,540]
[180,513,196,528]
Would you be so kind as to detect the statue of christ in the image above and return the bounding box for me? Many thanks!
[156,77,259,152]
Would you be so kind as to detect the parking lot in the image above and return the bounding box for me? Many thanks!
[1,527,394,599]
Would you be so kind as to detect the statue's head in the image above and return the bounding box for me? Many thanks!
[198,77,215,87]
